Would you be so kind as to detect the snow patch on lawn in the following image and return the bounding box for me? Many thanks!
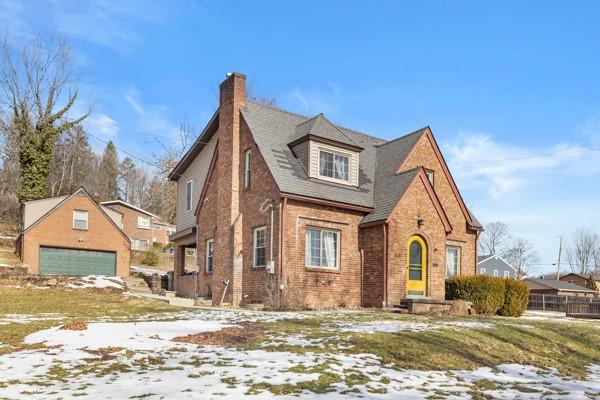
[0,313,597,398]
[66,276,125,289]
[25,319,234,351]
[131,266,168,276]
[0,313,64,325]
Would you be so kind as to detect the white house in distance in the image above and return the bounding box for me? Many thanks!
[477,254,519,279]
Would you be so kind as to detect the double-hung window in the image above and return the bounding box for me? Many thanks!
[244,150,251,188]
[73,210,88,230]
[446,247,460,277]
[306,228,339,269]
[132,239,149,251]
[493,270,499,277]
[503,271,510,278]
[186,180,193,211]
[253,226,267,267]
[205,239,214,273]
[138,216,150,230]
[319,149,349,182]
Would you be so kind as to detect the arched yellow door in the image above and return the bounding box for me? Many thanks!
[406,236,427,297]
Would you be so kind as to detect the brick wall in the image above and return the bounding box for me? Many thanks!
[22,194,130,276]
[400,132,478,278]
[360,224,385,307]
[282,199,364,309]
[386,176,447,304]
[105,204,153,246]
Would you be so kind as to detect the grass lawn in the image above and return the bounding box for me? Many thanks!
[0,288,599,398]
[0,288,178,353]
[0,250,20,266]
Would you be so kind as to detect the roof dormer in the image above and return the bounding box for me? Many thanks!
[289,114,362,187]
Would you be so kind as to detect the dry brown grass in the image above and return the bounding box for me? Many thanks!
[173,323,265,346]
[59,321,88,330]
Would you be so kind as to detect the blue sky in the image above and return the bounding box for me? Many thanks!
[3,0,600,273]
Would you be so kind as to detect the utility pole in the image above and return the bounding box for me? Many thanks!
[556,235,563,280]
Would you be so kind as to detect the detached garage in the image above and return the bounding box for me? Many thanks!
[16,188,130,276]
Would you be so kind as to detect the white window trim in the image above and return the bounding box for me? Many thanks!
[137,216,150,230]
[186,180,193,211]
[493,269,499,277]
[253,226,267,268]
[205,239,214,273]
[317,147,351,184]
[480,268,486,275]
[244,149,251,189]
[132,238,149,251]
[503,270,510,278]
[305,227,340,270]
[73,210,88,230]
[445,246,461,277]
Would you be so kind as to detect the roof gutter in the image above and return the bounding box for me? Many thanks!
[280,193,373,213]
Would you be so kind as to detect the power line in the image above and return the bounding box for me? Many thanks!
[87,132,159,168]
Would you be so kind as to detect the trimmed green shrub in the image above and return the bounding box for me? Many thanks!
[446,275,505,315]
[498,278,530,317]
[142,250,159,266]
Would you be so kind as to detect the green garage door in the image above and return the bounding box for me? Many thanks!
[39,247,116,276]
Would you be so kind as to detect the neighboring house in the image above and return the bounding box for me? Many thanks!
[100,200,174,249]
[168,72,483,308]
[153,220,177,246]
[477,254,519,279]
[558,273,600,294]
[15,188,130,276]
[524,278,597,298]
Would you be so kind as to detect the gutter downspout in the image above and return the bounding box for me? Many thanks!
[278,198,287,304]
[194,223,199,299]
[383,223,388,308]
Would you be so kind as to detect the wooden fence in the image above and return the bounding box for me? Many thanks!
[527,294,600,312]
[566,302,600,319]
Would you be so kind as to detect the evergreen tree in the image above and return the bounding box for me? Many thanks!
[98,141,119,201]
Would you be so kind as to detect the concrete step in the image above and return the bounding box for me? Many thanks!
[169,297,196,307]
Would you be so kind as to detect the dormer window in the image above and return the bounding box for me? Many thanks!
[319,149,349,182]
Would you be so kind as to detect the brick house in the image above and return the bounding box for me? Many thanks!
[101,200,175,249]
[169,73,482,308]
[15,188,130,276]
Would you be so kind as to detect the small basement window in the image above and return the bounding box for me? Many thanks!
[73,210,88,230]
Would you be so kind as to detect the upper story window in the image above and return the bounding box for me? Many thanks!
[138,216,150,230]
[424,168,434,186]
[205,239,214,273]
[306,227,339,269]
[186,180,193,211]
[73,210,88,230]
[244,149,251,188]
[253,226,267,267]
[446,247,460,277]
[319,149,349,182]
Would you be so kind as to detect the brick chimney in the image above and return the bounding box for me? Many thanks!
[215,72,246,306]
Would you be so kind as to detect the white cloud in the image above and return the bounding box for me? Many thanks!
[443,132,600,198]
[84,112,119,138]
[124,88,179,140]
[281,83,344,117]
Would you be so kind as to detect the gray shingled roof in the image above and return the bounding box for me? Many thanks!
[525,278,596,292]
[241,101,384,208]
[239,100,480,227]
[290,114,361,149]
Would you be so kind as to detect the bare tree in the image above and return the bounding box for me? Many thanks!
[566,228,600,275]
[478,221,511,255]
[146,123,193,223]
[0,34,88,202]
[502,237,538,279]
